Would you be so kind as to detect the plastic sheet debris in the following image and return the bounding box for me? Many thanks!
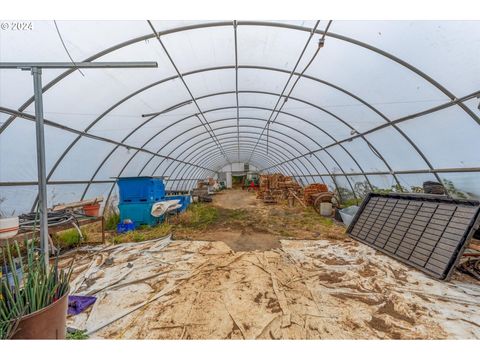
[151,200,181,217]
[68,295,97,315]
[62,235,480,339]
[339,206,359,226]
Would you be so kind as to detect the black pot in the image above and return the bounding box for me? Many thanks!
[423,181,445,195]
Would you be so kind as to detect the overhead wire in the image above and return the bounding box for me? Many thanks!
[265,20,333,156]
[53,20,85,77]
[146,20,230,163]
[246,20,326,162]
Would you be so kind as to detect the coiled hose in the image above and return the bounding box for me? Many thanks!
[18,210,83,242]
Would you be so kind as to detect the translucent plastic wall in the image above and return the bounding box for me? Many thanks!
[1,20,479,215]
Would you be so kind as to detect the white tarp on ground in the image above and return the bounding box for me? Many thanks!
[62,236,480,339]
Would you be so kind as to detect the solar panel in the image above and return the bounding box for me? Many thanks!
[347,193,480,280]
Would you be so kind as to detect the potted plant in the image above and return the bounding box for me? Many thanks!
[0,240,73,339]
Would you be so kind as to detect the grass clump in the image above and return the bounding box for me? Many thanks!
[105,212,120,231]
[66,329,89,340]
[55,229,86,248]
[172,203,219,230]
[111,222,171,244]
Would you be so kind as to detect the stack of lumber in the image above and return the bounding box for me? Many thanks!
[262,190,277,204]
[257,173,303,202]
[303,183,329,205]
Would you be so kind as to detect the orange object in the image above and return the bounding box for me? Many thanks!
[83,203,100,217]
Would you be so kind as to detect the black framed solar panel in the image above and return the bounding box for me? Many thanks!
[346,193,480,280]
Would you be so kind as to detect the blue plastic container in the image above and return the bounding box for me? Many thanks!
[117,222,136,233]
[165,195,191,213]
[119,202,161,227]
[117,177,165,204]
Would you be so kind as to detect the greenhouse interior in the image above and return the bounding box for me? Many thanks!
[0,19,479,341]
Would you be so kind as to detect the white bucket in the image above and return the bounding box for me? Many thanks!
[0,216,19,240]
[319,202,333,217]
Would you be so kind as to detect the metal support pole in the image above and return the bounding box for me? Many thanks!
[31,67,49,268]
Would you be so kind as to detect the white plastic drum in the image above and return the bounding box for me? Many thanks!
[320,202,333,217]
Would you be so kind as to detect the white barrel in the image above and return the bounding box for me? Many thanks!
[319,202,333,217]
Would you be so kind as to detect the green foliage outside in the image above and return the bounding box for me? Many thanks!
[337,179,471,208]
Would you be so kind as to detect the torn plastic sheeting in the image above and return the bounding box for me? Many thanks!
[151,200,181,217]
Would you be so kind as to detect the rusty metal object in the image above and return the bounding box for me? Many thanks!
[313,192,334,214]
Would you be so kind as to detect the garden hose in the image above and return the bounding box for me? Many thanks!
[18,211,83,241]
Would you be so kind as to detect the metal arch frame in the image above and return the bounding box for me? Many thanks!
[156,122,346,192]
[122,98,381,199]
[146,20,230,163]
[3,20,477,137]
[162,133,319,189]
[180,143,318,189]
[101,125,330,207]
[166,131,321,180]
[156,127,339,192]
[78,82,480,203]
[152,118,336,180]
[25,62,452,205]
[90,114,317,205]
[233,20,240,161]
[135,125,320,194]
[172,142,298,188]
[253,20,321,159]
[83,89,368,203]
[0,105,216,175]
[6,70,475,202]
[2,21,479,206]
[179,145,313,190]
[174,148,296,191]
[259,89,480,172]
[137,115,347,195]
[151,133,306,183]
[74,80,402,200]
[182,146,333,192]
[164,133,310,177]
[44,60,452,203]
[134,97,373,187]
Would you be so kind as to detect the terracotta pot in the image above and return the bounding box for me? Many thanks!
[12,291,68,339]
[83,203,100,217]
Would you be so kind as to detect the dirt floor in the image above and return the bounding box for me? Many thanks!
[171,189,346,248]
[63,189,480,339]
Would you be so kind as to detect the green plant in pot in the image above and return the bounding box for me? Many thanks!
[0,240,73,339]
